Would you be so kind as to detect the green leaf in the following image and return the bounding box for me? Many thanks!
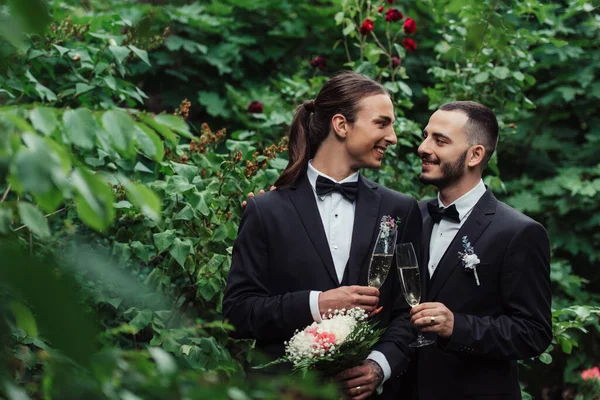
[365,43,384,64]
[75,83,95,96]
[134,122,164,162]
[8,301,39,337]
[128,45,151,66]
[71,168,115,232]
[62,108,98,150]
[174,204,195,221]
[129,309,152,333]
[18,202,50,238]
[397,82,413,97]
[153,229,176,252]
[538,353,552,365]
[109,45,131,64]
[198,91,229,118]
[149,347,177,375]
[171,162,199,182]
[473,72,489,84]
[138,113,178,145]
[101,110,135,156]
[124,181,162,222]
[52,44,69,56]
[29,107,58,136]
[492,66,511,80]
[165,175,195,194]
[154,114,193,139]
[342,22,355,36]
[170,238,194,268]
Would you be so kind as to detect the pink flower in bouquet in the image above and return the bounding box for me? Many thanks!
[582,366,600,381]
[247,100,264,114]
[385,8,403,22]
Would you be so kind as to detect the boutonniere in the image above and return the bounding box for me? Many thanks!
[458,236,480,286]
[379,215,401,242]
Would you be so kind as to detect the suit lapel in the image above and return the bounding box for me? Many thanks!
[347,176,381,285]
[288,175,339,286]
[422,200,436,299]
[426,190,497,301]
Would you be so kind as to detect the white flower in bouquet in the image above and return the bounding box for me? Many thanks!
[257,307,382,376]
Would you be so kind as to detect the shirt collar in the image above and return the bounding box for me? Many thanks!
[437,179,486,221]
[307,160,359,199]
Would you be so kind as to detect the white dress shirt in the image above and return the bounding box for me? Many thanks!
[428,180,487,277]
[306,161,391,391]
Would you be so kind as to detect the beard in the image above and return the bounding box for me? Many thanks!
[419,149,468,189]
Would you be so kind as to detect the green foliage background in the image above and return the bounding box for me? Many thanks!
[0,0,599,398]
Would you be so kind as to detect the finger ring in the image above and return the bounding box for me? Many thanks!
[430,316,436,325]
[355,386,361,394]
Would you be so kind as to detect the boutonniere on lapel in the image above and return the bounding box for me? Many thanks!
[458,236,481,286]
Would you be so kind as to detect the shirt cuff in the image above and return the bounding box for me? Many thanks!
[367,350,391,395]
[309,291,323,322]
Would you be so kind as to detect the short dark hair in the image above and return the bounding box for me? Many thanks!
[439,101,498,168]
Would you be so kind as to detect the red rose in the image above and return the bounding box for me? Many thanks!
[404,18,417,34]
[247,100,264,114]
[403,38,417,51]
[392,56,402,68]
[310,56,327,70]
[378,5,385,13]
[360,18,375,35]
[385,8,403,22]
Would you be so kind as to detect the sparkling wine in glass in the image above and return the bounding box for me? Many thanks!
[396,242,434,348]
[367,227,397,289]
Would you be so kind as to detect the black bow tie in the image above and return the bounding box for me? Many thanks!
[315,175,358,202]
[427,202,460,223]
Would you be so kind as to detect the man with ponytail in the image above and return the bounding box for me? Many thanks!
[223,71,422,399]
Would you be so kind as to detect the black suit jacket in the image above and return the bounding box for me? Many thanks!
[414,189,552,400]
[223,174,422,392]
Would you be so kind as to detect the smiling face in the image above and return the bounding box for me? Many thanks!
[343,94,398,170]
[418,109,471,189]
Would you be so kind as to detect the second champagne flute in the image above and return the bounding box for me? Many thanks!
[395,242,434,348]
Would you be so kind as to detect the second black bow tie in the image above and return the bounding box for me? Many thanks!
[427,202,460,223]
[315,175,358,202]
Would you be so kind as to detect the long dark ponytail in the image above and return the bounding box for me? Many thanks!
[274,71,388,187]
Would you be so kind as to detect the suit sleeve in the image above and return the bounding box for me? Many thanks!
[443,221,553,359]
[222,197,314,341]
[372,197,422,374]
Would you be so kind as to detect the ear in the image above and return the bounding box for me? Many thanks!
[467,145,485,168]
[331,113,348,139]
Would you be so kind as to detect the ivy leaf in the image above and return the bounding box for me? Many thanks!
[174,204,195,221]
[17,202,50,239]
[52,44,69,56]
[198,91,229,118]
[171,162,199,182]
[153,229,176,252]
[130,309,153,333]
[63,108,98,150]
[538,353,552,365]
[138,113,178,145]
[170,238,194,268]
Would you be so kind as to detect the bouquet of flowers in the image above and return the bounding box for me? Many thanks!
[256,308,384,376]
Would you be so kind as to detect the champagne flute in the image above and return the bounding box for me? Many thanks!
[367,228,397,289]
[395,242,434,348]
